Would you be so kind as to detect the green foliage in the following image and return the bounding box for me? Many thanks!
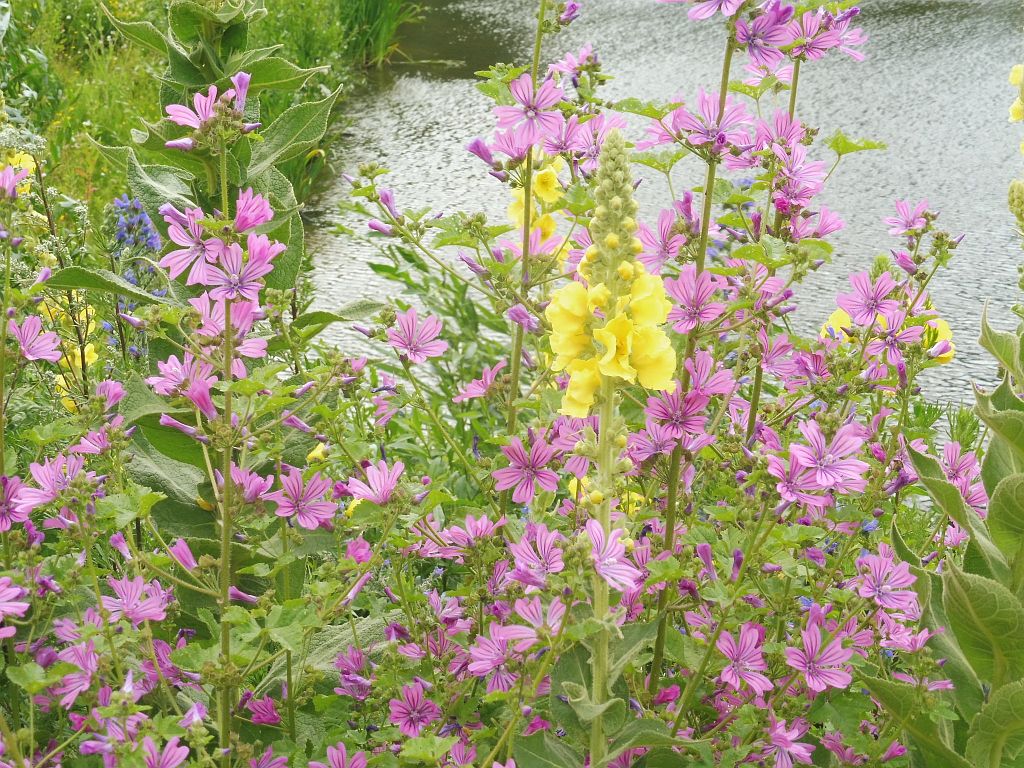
[901,305,1024,765]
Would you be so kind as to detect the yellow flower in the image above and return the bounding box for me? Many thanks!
[537,213,557,240]
[346,497,364,518]
[1010,98,1024,123]
[307,442,329,462]
[546,282,592,368]
[533,166,563,204]
[631,326,676,390]
[4,152,34,195]
[594,313,636,382]
[820,308,853,343]
[561,357,602,417]
[1011,65,1024,86]
[60,343,98,372]
[54,374,78,413]
[587,283,610,310]
[629,270,671,327]
[929,317,955,364]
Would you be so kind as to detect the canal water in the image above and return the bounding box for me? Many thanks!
[309,0,1024,401]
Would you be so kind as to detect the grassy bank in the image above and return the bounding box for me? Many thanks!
[0,0,418,215]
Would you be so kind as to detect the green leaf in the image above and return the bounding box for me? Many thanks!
[605,719,686,764]
[942,562,1024,687]
[980,305,1024,381]
[613,97,673,120]
[989,473,1024,563]
[126,153,196,220]
[607,620,660,688]
[513,731,583,768]
[168,0,244,43]
[400,735,459,764]
[825,130,886,157]
[561,681,626,725]
[966,679,1024,768]
[46,266,176,307]
[101,4,167,54]
[909,447,1008,581]
[7,663,47,694]
[860,676,972,768]
[128,434,214,539]
[245,57,326,92]
[248,87,341,178]
[913,568,985,719]
[978,398,1024,467]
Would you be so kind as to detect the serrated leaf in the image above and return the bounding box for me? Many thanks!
[248,87,341,178]
[861,675,972,768]
[966,679,1024,768]
[47,267,176,307]
[943,562,1024,687]
[513,731,583,768]
[825,130,886,157]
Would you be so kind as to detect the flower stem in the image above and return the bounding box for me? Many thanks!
[589,376,617,763]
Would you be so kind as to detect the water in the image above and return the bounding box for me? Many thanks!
[309,0,1024,401]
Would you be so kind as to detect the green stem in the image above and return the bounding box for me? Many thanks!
[589,377,616,763]
[0,241,10,477]
[217,138,235,764]
[647,446,682,695]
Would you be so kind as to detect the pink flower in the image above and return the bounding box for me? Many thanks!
[234,188,273,232]
[764,718,814,768]
[503,596,566,651]
[717,622,772,695]
[8,316,61,362]
[492,438,559,505]
[670,89,750,151]
[789,420,868,493]
[387,308,448,363]
[638,208,685,274]
[856,551,917,612]
[658,0,744,20]
[169,539,198,571]
[266,469,337,529]
[645,386,708,439]
[468,624,519,693]
[836,271,898,326]
[347,460,404,506]
[389,682,441,737]
[309,743,368,768]
[158,205,218,282]
[101,576,168,627]
[0,476,28,531]
[245,695,281,725]
[586,519,641,592]
[494,74,564,145]
[866,310,925,366]
[143,737,189,768]
[453,360,507,403]
[509,523,564,589]
[665,265,726,333]
[0,165,29,199]
[206,236,282,301]
[784,623,853,692]
[14,454,89,516]
[164,72,255,149]
[146,353,219,419]
[96,379,126,410]
[884,199,929,236]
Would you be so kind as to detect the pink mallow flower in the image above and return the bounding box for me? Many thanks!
[101,576,169,627]
[266,469,336,529]
[389,682,441,738]
[492,438,559,505]
[453,360,507,403]
[245,695,281,725]
[717,622,772,695]
[142,736,189,768]
[347,460,404,506]
[856,550,917,612]
[309,743,368,768]
[764,718,814,768]
[586,519,641,592]
[9,316,61,362]
[387,308,448,364]
[836,271,898,327]
[784,623,853,692]
[493,74,564,145]
[665,265,727,333]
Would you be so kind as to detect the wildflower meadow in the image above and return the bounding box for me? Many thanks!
[0,0,1022,766]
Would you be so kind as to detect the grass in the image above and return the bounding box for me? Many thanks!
[2,0,419,216]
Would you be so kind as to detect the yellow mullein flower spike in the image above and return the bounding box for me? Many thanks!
[594,313,637,382]
[561,357,602,417]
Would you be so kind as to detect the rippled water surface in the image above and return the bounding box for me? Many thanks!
[309,0,1024,401]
